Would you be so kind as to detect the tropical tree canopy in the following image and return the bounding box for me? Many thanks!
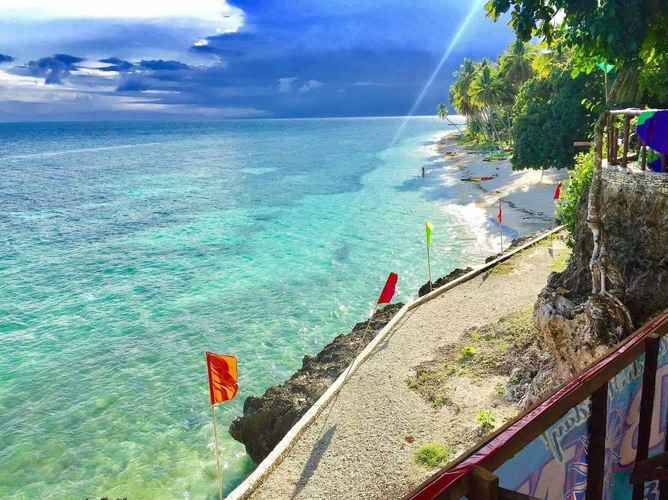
[485,0,668,106]
[511,68,601,170]
[485,0,667,68]
[449,42,534,146]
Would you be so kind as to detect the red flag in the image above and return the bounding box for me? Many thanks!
[377,272,398,304]
[206,352,239,405]
[553,182,562,200]
[496,202,503,224]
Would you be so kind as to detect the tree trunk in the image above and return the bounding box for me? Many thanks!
[587,115,606,294]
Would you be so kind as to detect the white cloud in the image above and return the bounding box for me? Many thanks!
[298,80,323,94]
[278,76,297,93]
[353,81,392,87]
[1,0,244,26]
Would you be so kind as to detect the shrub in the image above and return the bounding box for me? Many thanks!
[511,69,600,171]
[557,151,594,247]
[461,346,477,360]
[414,443,451,468]
[476,410,497,432]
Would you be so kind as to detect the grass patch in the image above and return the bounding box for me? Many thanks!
[484,152,511,161]
[406,308,536,406]
[414,443,451,468]
[461,345,477,360]
[490,259,516,275]
[476,410,497,432]
[550,249,570,273]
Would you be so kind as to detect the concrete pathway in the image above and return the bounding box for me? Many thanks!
[250,237,567,500]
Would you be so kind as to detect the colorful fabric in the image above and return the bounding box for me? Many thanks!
[206,352,239,405]
[636,110,656,127]
[553,182,562,201]
[637,110,668,154]
[496,203,503,224]
[377,272,398,304]
[425,222,433,247]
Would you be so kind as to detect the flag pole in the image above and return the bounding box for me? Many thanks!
[211,403,224,500]
[317,272,397,437]
[317,302,377,437]
[499,201,503,253]
[425,223,433,291]
[206,351,225,500]
[426,242,433,291]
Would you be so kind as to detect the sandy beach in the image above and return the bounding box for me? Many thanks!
[425,131,568,258]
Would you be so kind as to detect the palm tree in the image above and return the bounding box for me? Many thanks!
[450,59,477,118]
[469,60,504,140]
[436,103,448,120]
[499,40,533,90]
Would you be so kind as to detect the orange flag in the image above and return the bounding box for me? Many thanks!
[206,352,239,405]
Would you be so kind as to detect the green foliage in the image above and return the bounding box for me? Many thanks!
[557,151,594,248]
[450,41,534,145]
[485,0,662,66]
[511,69,600,170]
[436,103,448,120]
[476,410,497,432]
[414,443,451,468]
[461,346,477,360]
[485,0,668,107]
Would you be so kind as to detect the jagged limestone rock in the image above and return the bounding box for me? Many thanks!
[229,303,404,463]
[535,165,668,382]
[418,267,473,297]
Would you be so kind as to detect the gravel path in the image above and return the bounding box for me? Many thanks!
[249,238,566,500]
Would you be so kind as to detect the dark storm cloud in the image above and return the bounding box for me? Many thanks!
[0,1,514,119]
[99,57,134,72]
[138,60,191,71]
[24,53,84,84]
[180,1,515,117]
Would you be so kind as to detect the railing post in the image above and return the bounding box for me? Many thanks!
[607,114,613,162]
[622,115,631,167]
[641,145,647,171]
[633,335,661,500]
[587,385,608,500]
[471,466,499,500]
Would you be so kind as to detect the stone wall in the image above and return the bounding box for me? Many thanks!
[600,166,668,322]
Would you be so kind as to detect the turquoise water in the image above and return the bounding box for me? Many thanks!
[1,117,485,499]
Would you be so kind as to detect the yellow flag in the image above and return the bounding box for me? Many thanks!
[425,222,433,247]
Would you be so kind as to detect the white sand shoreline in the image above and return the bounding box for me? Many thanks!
[428,131,568,260]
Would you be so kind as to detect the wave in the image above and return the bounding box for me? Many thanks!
[2,142,164,160]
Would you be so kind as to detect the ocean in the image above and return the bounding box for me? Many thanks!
[0,117,498,499]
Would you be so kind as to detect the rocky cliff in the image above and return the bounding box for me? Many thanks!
[535,166,668,382]
[229,303,403,463]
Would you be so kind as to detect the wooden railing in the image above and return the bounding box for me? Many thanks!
[407,309,668,500]
[607,109,664,171]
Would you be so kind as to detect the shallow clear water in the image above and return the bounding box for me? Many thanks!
[1,117,488,499]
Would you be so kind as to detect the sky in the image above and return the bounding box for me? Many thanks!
[0,1,514,120]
